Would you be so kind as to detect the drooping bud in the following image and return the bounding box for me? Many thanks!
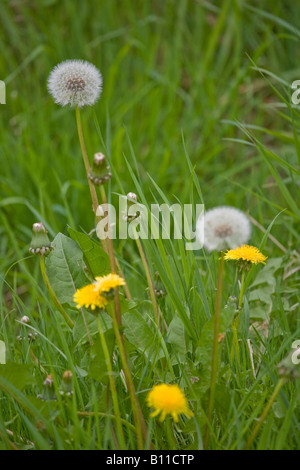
[29,222,53,257]
[88,152,112,186]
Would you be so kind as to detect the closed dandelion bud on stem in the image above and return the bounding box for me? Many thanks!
[124,192,140,222]
[88,152,112,186]
[29,222,53,257]
[61,370,73,396]
[277,354,299,381]
[38,374,56,401]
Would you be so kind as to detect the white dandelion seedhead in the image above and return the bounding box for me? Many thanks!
[47,60,102,108]
[196,206,251,252]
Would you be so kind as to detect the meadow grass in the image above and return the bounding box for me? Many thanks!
[1,0,300,450]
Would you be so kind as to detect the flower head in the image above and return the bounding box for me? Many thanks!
[73,283,108,311]
[29,222,53,257]
[224,245,267,265]
[94,273,125,296]
[47,60,102,108]
[196,206,251,252]
[146,383,193,422]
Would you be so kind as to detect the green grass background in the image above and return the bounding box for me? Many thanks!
[1,0,300,450]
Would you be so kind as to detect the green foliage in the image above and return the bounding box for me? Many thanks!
[1,0,300,451]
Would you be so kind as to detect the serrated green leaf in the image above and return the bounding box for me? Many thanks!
[68,227,110,278]
[45,233,89,305]
[0,362,35,390]
[123,310,164,359]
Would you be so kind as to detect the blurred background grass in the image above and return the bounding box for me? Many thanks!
[1,0,300,247]
[0,0,299,308]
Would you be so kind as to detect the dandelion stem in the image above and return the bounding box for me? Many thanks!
[132,227,159,327]
[238,268,246,310]
[39,257,74,329]
[204,253,224,448]
[231,268,247,367]
[75,106,100,215]
[98,184,123,326]
[109,304,146,450]
[244,378,286,449]
[96,315,126,450]
[166,418,177,450]
[75,106,132,301]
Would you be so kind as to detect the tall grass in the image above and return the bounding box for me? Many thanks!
[1,0,300,450]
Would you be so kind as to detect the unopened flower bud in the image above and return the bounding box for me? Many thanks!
[29,222,53,257]
[20,315,30,324]
[37,374,56,401]
[88,152,112,186]
[60,370,73,396]
[123,192,141,223]
[277,353,299,381]
[127,192,138,202]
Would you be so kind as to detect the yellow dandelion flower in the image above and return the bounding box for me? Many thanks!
[224,244,267,264]
[146,383,193,423]
[94,273,126,294]
[73,283,108,311]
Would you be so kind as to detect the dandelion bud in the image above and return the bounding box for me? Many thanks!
[20,315,30,324]
[88,152,112,186]
[127,192,138,202]
[153,271,166,298]
[124,192,140,222]
[60,370,73,396]
[38,374,57,401]
[277,354,299,381]
[29,222,53,257]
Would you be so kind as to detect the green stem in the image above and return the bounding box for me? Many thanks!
[75,106,100,215]
[133,228,159,327]
[244,378,286,450]
[166,418,177,450]
[75,106,132,301]
[204,254,224,448]
[96,315,126,449]
[98,184,123,326]
[238,268,246,310]
[231,268,247,367]
[39,257,74,329]
[109,304,145,450]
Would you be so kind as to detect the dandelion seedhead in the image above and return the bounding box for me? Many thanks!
[196,206,251,252]
[146,383,193,423]
[47,60,102,108]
